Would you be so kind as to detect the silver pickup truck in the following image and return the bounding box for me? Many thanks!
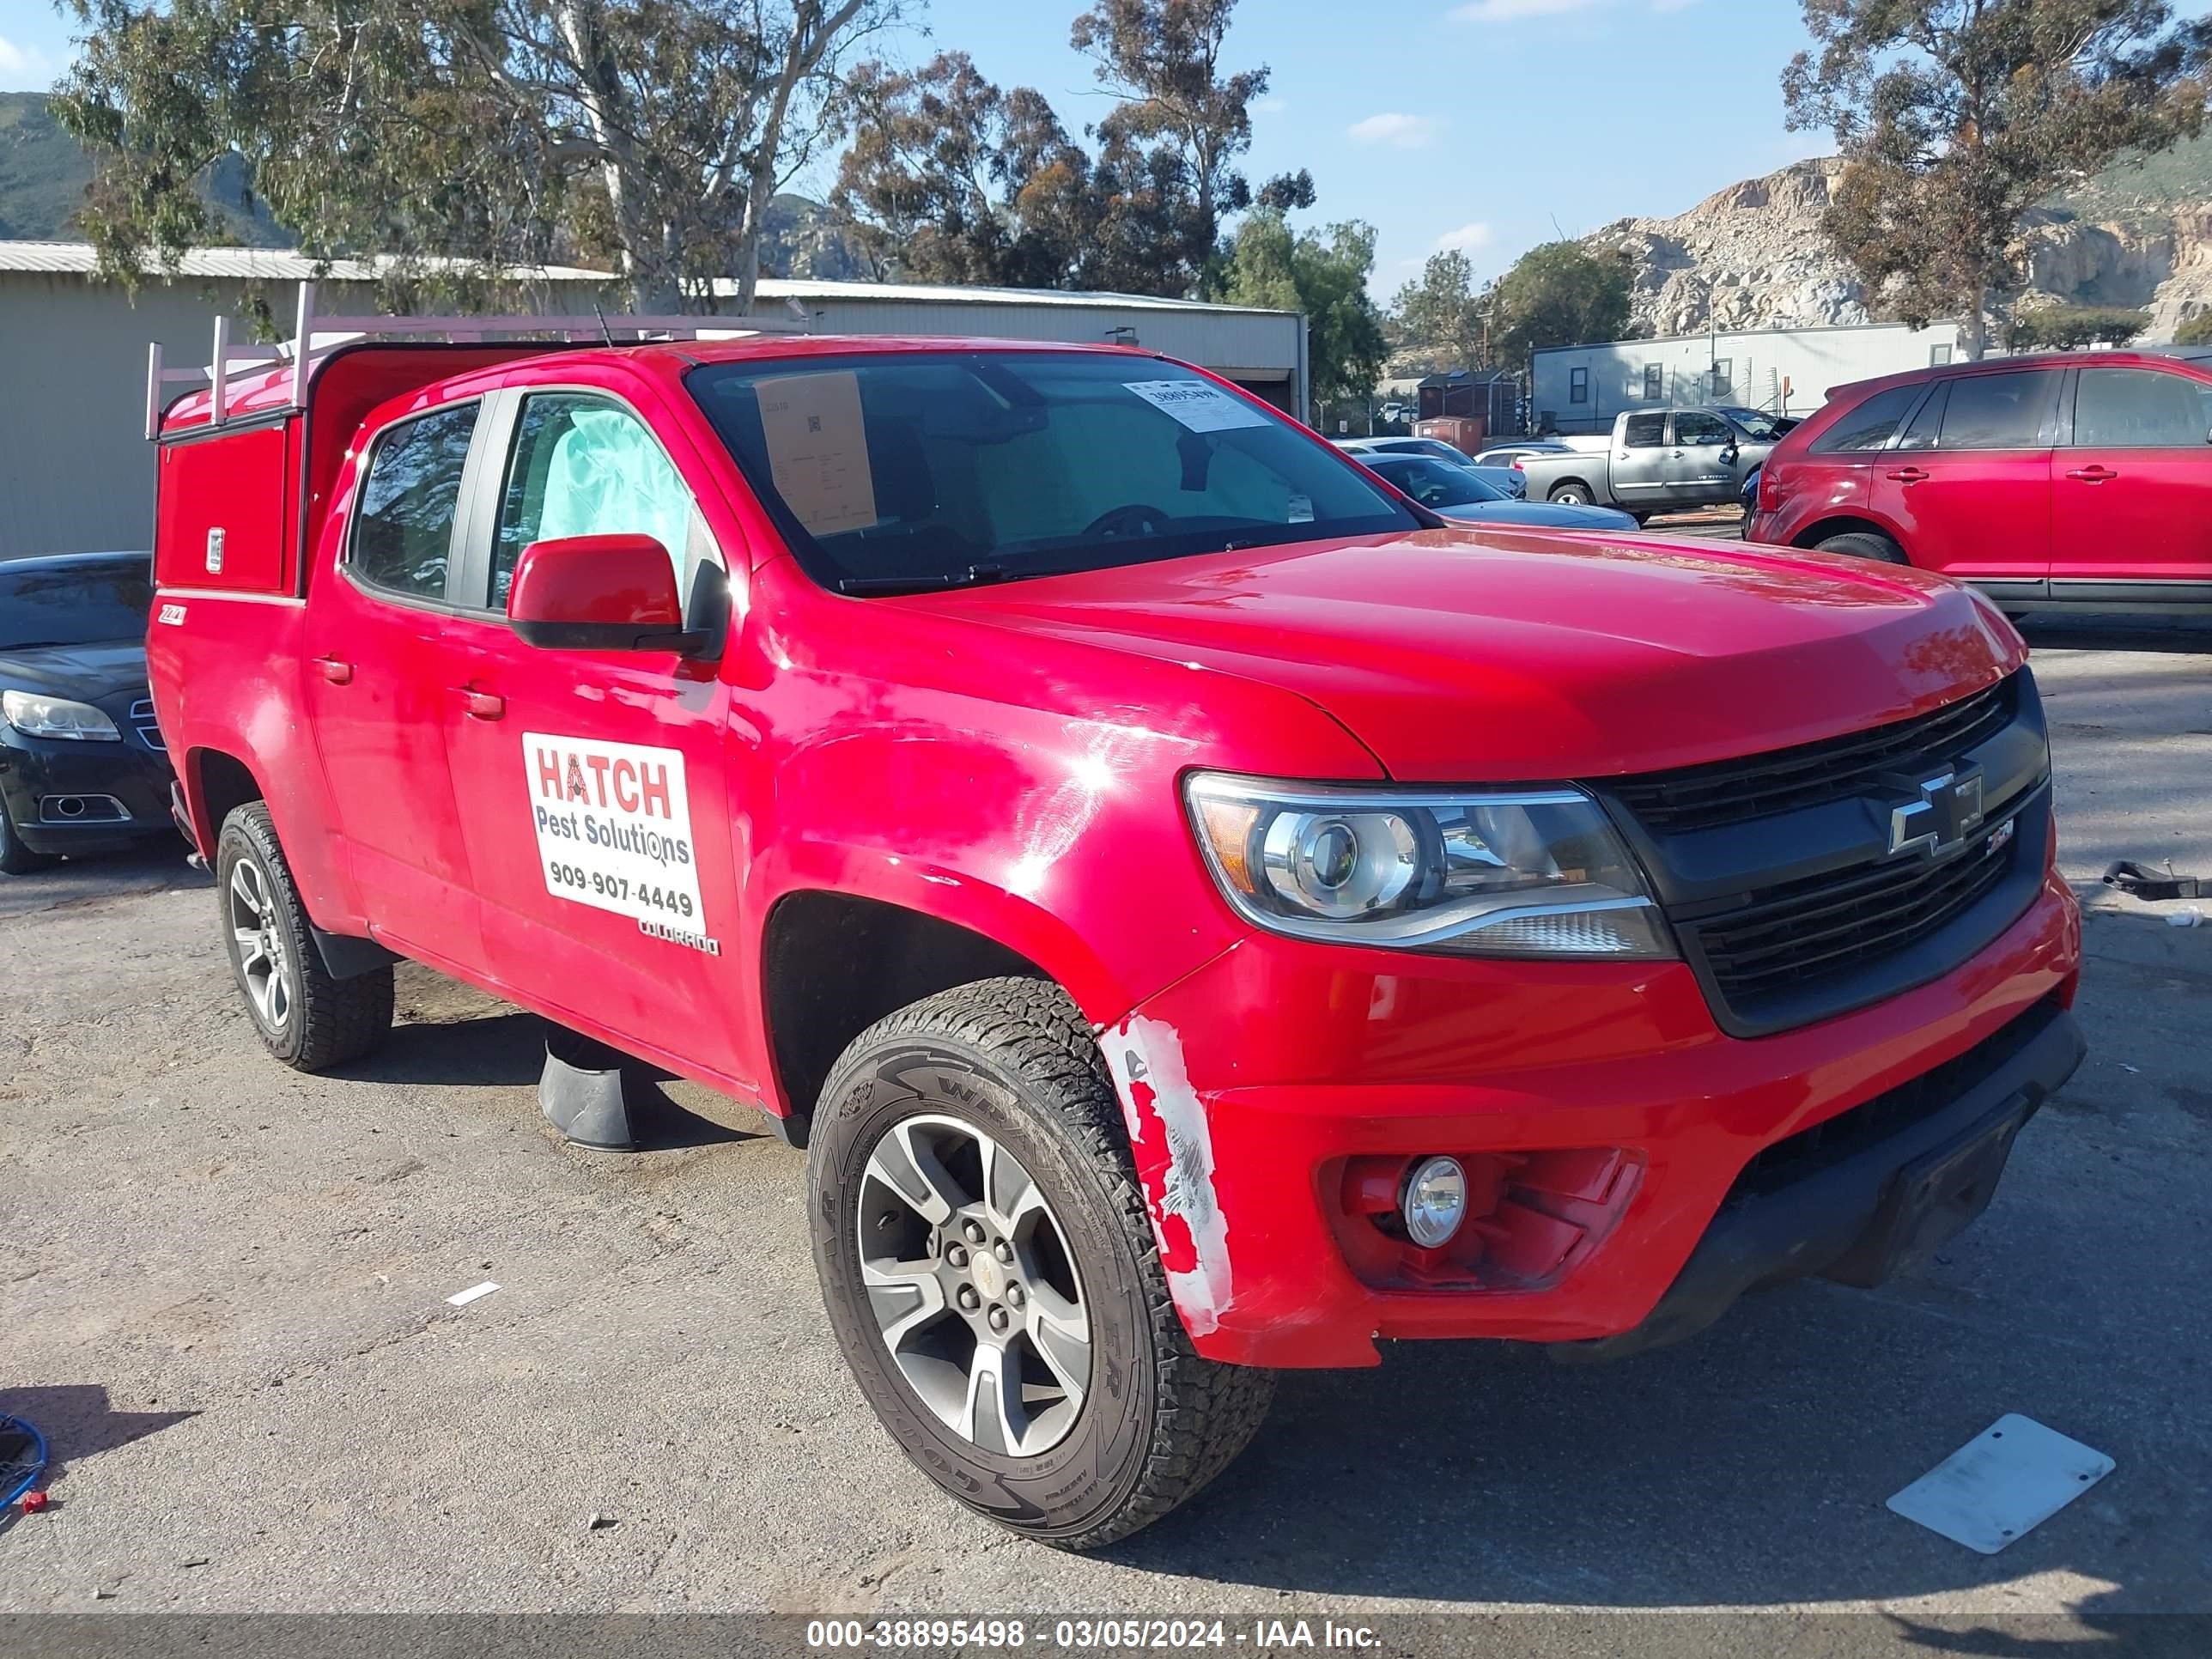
[1516,407,1778,522]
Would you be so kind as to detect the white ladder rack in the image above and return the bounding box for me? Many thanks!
[146,278,809,439]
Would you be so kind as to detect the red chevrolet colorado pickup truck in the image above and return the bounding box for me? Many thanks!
[148,300,2084,1547]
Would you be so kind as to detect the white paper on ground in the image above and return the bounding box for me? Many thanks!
[446,1281,501,1308]
[1887,1413,2113,1553]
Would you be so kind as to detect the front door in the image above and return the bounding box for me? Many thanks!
[1609,412,1670,511]
[301,400,484,969]
[438,386,753,1088]
[2050,363,2212,594]
[1866,368,2062,586]
[1663,410,1739,507]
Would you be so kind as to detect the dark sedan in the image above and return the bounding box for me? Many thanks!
[0,552,176,873]
[1358,453,1638,532]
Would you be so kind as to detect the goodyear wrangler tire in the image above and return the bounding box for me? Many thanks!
[216,803,394,1072]
[809,976,1274,1549]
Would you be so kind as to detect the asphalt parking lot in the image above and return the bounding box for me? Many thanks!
[3,607,2209,1643]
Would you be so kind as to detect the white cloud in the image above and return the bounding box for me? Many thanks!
[1433,222,1494,254]
[0,34,59,90]
[1347,112,1445,149]
[1451,0,1607,22]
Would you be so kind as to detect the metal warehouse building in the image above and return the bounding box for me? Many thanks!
[0,241,1306,559]
[1532,319,1968,434]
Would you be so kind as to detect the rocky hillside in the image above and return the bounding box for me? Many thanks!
[1586,135,2212,343]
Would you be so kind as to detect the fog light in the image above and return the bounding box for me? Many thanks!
[1401,1156,1468,1249]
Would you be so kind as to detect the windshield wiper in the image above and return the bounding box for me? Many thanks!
[837,563,1013,596]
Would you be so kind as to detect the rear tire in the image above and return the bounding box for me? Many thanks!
[809,976,1274,1550]
[216,803,393,1071]
[0,801,53,876]
[1814,531,1909,566]
[1549,483,1594,506]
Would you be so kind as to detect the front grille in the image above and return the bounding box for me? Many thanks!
[129,697,165,750]
[1607,674,2019,834]
[1694,817,2020,1005]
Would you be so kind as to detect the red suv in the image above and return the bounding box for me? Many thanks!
[1751,350,2212,612]
[148,294,2083,1547]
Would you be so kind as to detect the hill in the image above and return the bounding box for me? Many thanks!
[0,90,866,279]
[1584,135,2212,343]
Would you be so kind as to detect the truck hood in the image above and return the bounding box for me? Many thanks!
[902,529,2024,781]
[0,639,149,702]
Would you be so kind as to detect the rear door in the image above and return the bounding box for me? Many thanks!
[2050,362,2212,596]
[301,399,485,968]
[1663,410,1739,506]
[1866,368,2062,586]
[437,382,753,1083]
[1609,413,1671,510]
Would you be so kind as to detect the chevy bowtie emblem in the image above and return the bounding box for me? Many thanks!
[1888,767,1986,859]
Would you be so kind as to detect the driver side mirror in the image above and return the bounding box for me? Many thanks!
[507,534,707,653]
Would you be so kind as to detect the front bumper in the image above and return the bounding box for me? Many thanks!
[1108,868,2081,1370]
[0,729,177,855]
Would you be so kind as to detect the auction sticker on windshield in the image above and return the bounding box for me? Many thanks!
[1123,379,1272,433]
[525,732,715,953]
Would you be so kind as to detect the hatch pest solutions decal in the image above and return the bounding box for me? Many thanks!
[525,732,718,954]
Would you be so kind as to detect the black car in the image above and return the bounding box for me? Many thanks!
[0,552,175,873]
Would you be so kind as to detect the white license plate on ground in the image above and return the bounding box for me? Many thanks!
[1887,1413,2114,1553]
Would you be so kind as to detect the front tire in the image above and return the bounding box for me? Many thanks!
[216,803,393,1071]
[809,977,1274,1549]
[0,800,53,876]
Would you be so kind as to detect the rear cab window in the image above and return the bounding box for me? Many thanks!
[350,404,480,601]
[1620,414,1667,449]
[684,352,1418,593]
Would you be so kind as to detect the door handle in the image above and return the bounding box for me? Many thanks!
[1886,466,1929,483]
[314,657,354,685]
[458,689,505,720]
[2064,465,2118,483]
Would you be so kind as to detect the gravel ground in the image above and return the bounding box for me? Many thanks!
[2,615,2208,1647]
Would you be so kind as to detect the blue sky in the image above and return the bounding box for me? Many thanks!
[0,0,2095,295]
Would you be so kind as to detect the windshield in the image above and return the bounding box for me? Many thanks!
[687,353,1419,592]
[1720,408,1788,441]
[0,556,152,650]
[1365,455,1506,508]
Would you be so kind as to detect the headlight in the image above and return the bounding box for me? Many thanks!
[1184,773,1674,958]
[1,690,122,742]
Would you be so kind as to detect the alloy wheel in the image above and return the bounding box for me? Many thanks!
[228,857,292,1032]
[855,1113,1091,1457]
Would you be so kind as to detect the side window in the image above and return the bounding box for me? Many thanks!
[1570,368,1589,404]
[1622,413,1667,448]
[1895,383,1947,452]
[1936,370,2062,450]
[2072,368,2212,448]
[1672,411,1730,447]
[351,404,478,600]
[1643,364,1663,401]
[494,393,703,608]
[1711,360,1733,399]
[1812,384,1923,453]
